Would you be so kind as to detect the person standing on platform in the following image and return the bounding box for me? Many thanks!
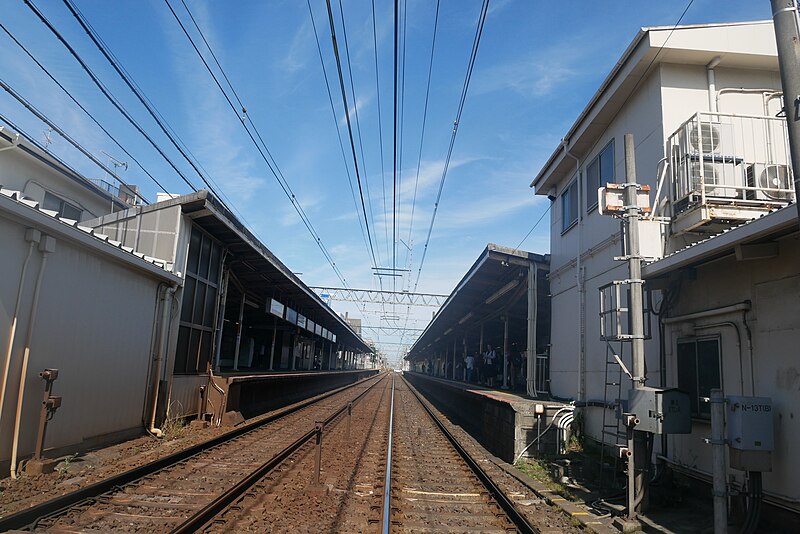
[484,345,496,387]
[464,352,475,383]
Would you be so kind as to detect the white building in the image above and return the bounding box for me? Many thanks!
[531,21,799,512]
[0,126,132,221]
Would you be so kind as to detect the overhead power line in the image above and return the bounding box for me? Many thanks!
[323,0,379,269]
[404,0,440,268]
[55,0,235,211]
[22,0,200,195]
[371,0,390,263]
[162,0,357,294]
[306,0,379,273]
[0,78,152,205]
[414,0,490,292]
[0,23,164,202]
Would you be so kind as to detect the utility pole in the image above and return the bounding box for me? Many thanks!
[624,133,650,515]
[771,0,800,222]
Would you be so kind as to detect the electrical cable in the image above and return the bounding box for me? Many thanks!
[413,0,490,292]
[0,23,163,203]
[162,0,356,294]
[370,0,390,264]
[323,0,379,269]
[393,0,399,282]
[404,0,440,269]
[306,0,378,273]
[55,0,237,210]
[22,0,200,195]
[0,78,150,206]
[335,0,381,269]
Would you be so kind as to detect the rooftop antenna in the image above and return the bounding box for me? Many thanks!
[101,150,128,179]
[42,127,53,149]
[101,150,127,211]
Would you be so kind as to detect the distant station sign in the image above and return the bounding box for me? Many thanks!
[285,307,298,325]
[297,314,307,329]
[269,298,285,318]
[307,319,315,334]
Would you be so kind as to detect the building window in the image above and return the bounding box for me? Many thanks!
[561,178,578,233]
[42,191,83,220]
[677,337,721,417]
[174,225,223,375]
[586,140,615,211]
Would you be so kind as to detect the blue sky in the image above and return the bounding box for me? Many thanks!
[0,1,772,364]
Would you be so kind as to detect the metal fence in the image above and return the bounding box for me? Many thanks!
[668,111,794,211]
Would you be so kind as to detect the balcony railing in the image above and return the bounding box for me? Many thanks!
[667,112,795,214]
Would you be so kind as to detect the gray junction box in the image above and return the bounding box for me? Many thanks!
[727,396,773,472]
[628,387,691,434]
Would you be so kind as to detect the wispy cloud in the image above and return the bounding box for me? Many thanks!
[282,19,313,75]
[474,54,577,98]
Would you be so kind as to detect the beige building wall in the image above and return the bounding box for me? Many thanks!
[0,203,174,467]
[663,233,800,506]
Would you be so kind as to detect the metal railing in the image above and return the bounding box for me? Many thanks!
[668,111,795,212]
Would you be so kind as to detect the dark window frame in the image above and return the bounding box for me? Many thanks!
[561,177,579,234]
[586,139,615,212]
[42,191,83,220]
[676,336,721,418]
[174,225,224,375]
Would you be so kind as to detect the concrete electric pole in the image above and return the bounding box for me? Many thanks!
[770,0,800,221]
[623,133,650,517]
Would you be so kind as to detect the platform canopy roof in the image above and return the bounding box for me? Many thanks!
[134,190,372,354]
[406,244,549,362]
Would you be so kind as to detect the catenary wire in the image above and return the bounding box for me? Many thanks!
[323,0,379,269]
[0,23,164,203]
[55,0,236,211]
[22,0,200,194]
[403,0,440,269]
[335,0,382,270]
[371,0,391,264]
[413,0,490,292]
[306,0,380,273]
[163,0,356,292]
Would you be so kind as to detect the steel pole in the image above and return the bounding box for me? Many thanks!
[452,338,457,380]
[527,262,538,397]
[770,0,800,221]
[268,316,277,371]
[502,316,509,389]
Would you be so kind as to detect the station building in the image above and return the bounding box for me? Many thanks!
[531,21,800,512]
[0,125,372,475]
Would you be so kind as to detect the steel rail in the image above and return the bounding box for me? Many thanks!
[400,376,539,534]
[0,372,383,532]
[171,373,389,533]
[380,373,395,534]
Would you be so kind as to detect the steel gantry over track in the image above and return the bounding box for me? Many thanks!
[309,287,448,307]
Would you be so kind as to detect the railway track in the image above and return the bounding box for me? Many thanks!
[381,376,538,533]
[3,372,582,533]
[0,372,386,532]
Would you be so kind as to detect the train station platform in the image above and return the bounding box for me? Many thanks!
[206,369,379,421]
[403,372,571,463]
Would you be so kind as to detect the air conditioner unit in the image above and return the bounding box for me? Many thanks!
[678,161,728,197]
[745,164,795,201]
[687,122,721,154]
